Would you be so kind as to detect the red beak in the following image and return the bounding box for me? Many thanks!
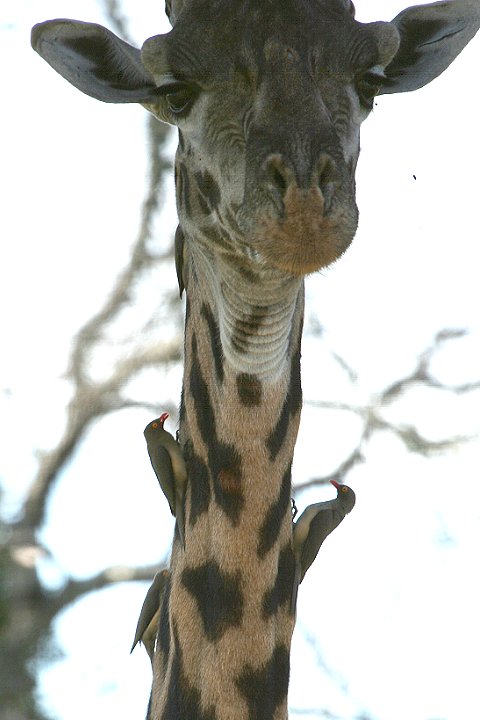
[159,412,169,425]
[330,479,340,490]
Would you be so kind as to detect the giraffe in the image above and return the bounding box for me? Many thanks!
[32,1,479,718]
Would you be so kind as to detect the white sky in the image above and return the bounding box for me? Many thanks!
[1,1,480,719]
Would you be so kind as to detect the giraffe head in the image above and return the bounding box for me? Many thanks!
[32,1,479,276]
[142,0,399,275]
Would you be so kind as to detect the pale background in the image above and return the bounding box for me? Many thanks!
[1,1,479,719]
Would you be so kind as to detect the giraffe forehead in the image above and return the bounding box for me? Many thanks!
[178,0,353,22]
[159,1,377,83]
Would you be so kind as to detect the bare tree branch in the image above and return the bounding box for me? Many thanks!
[69,118,172,385]
[298,328,479,493]
[50,562,167,613]
[20,118,176,532]
[22,338,182,531]
[294,447,365,493]
[381,327,469,403]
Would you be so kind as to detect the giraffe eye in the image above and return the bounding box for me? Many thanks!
[164,84,196,115]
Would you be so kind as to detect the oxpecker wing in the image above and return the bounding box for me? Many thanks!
[291,480,355,613]
[144,413,188,548]
[130,570,169,662]
[144,414,176,515]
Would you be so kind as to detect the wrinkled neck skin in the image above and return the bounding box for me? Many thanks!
[191,245,304,380]
[150,163,304,720]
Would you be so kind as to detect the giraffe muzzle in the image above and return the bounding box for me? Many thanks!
[262,153,339,217]
[238,150,356,276]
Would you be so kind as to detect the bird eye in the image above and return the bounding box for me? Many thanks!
[341,486,349,493]
[152,422,158,429]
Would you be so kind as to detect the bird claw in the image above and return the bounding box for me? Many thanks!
[291,498,298,521]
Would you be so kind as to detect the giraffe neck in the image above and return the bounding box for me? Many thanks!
[152,235,304,719]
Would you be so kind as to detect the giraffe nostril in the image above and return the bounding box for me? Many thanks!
[262,155,293,214]
[262,152,339,212]
[316,153,339,212]
[316,153,337,189]
[271,166,287,195]
[264,155,290,199]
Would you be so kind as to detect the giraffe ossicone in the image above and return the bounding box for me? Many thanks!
[32,1,479,718]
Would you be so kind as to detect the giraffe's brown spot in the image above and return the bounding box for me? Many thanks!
[192,170,221,216]
[164,624,217,720]
[176,161,192,218]
[212,443,244,522]
[189,335,244,521]
[257,466,292,558]
[182,562,244,642]
[196,187,211,216]
[194,169,221,210]
[255,185,356,275]
[190,333,217,443]
[235,644,290,720]
[217,467,242,495]
[262,542,295,619]
[179,389,186,425]
[266,343,302,461]
[236,373,262,406]
[175,224,186,297]
[184,441,211,527]
[231,310,266,354]
[201,303,224,383]
[198,223,233,253]
[184,294,191,325]
[236,262,261,285]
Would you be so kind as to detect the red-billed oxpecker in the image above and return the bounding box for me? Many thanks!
[291,480,356,612]
[144,413,187,548]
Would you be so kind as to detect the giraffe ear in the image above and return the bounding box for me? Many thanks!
[379,0,480,94]
[165,0,185,25]
[165,0,174,24]
[31,19,160,103]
